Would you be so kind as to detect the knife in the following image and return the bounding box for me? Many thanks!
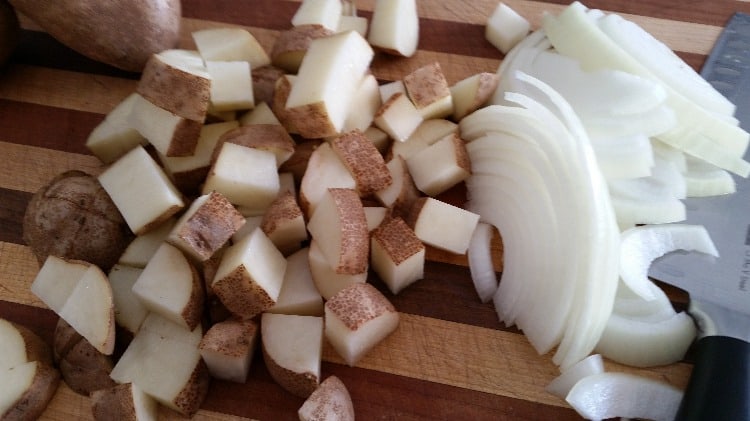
[648,12,750,421]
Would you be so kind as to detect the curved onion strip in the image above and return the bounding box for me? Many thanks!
[619,224,718,300]
[469,157,560,339]
[595,311,696,367]
[613,280,676,322]
[510,72,620,369]
[467,222,499,303]
[566,372,683,421]
[684,154,737,197]
[546,354,605,399]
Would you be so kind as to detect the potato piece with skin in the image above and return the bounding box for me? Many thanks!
[53,318,116,396]
[299,142,357,217]
[298,375,355,421]
[343,74,382,133]
[202,142,280,215]
[268,248,324,316]
[272,74,299,134]
[261,191,308,256]
[159,120,239,196]
[117,219,176,268]
[192,27,270,69]
[212,227,288,319]
[240,101,282,126]
[368,0,419,57]
[285,30,374,139]
[291,0,342,31]
[261,313,323,398]
[167,191,246,262]
[23,170,132,272]
[403,62,453,120]
[271,24,335,74]
[331,130,393,196]
[85,93,147,164]
[30,257,116,356]
[307,188,369,275]
[206,60,255,112]
[325,283,399,366]
[252,65,286,111]
[389,118,458,161]
[91,382,158,421]
[128,93,204,158]
[308,239,367,300]
[199,319,259,383]
[450,72,500,121]
[7,0,180,72]
[137,49,211,122]
[108,264,148,336]
[406,197,480,255]
[99,145,185,235]
[364,206,388,231]
[485,2,530,54]
[212,124,296,167]
[371,217,425,294]
[406,132,472,196]
[364,126,391,154]
[0,320,53,374]
[132,242,205,330]
[375,156,421,220]
[379,80,406,104]
[0,361,60,421]
[373,92,423,143]
[110,313,208,417]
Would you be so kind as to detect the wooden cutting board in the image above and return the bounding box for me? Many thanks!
[2,0,749,419]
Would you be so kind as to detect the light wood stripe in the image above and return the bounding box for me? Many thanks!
[0,142,102,193]
[42,383,256,421]
[0,64,135,114]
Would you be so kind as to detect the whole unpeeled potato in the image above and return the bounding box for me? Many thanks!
[0,0,19,67]
[8,0,181,72]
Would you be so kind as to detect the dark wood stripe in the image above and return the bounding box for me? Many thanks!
[0,99,100,154]
[0,188,29,245]
[181,0,503,59]
[9,30,141,80]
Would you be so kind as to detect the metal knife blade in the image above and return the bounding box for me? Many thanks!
[648,12,750,421]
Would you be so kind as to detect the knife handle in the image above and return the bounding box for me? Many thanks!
[675,335,750,421]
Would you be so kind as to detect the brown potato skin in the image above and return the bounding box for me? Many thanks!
[0,0,19,68]
[1,362,60,421]
[90,383,137,421]
[8,0,180,72]
[53,319,116,396]
[22,170,132,272]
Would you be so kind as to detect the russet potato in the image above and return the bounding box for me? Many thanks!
[8,0,180,72]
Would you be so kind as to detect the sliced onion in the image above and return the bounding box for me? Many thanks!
[596,12,735,116]
[595,311,696,367]
[542,2,750,176]
[467,222,499,303]
[683,154,737,197]
[546,354,605,399]
[591,133,654,180]
[613,280,676,322]
[566,372,683,421]
[619,224,719,300]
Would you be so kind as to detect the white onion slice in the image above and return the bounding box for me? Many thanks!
[467,222,499,303]
[683,154,737,197]
[595,311,696,367]
[619,224,719,300]
[546,354,605,399]
[542,2,750,176]
[596,12,735,116]
[590,133,654,180]
[566,372,683,421]
[613,280,676,322]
